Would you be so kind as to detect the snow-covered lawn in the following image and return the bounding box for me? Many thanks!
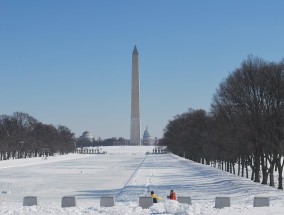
[0,146,284,214]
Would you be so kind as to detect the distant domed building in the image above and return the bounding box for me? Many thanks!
[76,131,95,147]
[142,126,153,145]
[81,131,95,141]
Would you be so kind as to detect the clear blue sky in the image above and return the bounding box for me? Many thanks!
[1,1,283,139]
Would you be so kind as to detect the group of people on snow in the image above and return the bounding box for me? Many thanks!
[150,190,176,203]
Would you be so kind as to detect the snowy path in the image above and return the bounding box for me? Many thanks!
[116,155,148,201]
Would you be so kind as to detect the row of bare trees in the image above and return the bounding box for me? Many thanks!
[0,112,75,160]
[161,56,284,189]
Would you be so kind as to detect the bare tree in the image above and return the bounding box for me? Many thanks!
[0,112,76,160]
[163,56,284,189]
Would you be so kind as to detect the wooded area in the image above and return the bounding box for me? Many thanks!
[0,112,75,160]
[161,56,284,189]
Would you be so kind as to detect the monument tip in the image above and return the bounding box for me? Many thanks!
[133,45,138,55]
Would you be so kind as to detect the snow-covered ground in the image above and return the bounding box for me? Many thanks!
[0,146,284,214]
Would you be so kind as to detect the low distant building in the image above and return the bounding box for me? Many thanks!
[76,131,95,147]
[113,137,129,146]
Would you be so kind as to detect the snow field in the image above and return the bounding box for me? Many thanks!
[0,146,284,214]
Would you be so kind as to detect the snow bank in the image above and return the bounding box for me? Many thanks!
[0,200,191,215]
[150,200,191,214]
[1,201,284,215]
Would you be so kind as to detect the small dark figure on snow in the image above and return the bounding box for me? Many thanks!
[167,190,177,200]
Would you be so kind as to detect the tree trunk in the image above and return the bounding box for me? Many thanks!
[278,167,283,190]
[254,155,261,183]
[238,158,240,176]
[276,158,284,190]
[261,155,268,185]
[261,169,268,185]
[251,167,255,181]
[267,154,275,187]
[6,151,10,160]
[227,161,230,172]
[269,163,275,187]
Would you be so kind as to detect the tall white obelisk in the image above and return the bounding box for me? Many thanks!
[130,45,141,145]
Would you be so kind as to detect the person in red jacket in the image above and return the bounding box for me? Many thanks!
[167,190,177,200]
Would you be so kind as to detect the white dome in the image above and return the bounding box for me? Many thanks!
[80,131,94,142]
[143,127,151,140]
[142,126,154,145]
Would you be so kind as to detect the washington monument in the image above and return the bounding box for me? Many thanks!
[130,45,141,145]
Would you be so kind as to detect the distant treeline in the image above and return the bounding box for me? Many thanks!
[161,56,284,189]
[0,112,75,160]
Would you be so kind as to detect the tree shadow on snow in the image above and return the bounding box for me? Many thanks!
[76,189,121,199]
